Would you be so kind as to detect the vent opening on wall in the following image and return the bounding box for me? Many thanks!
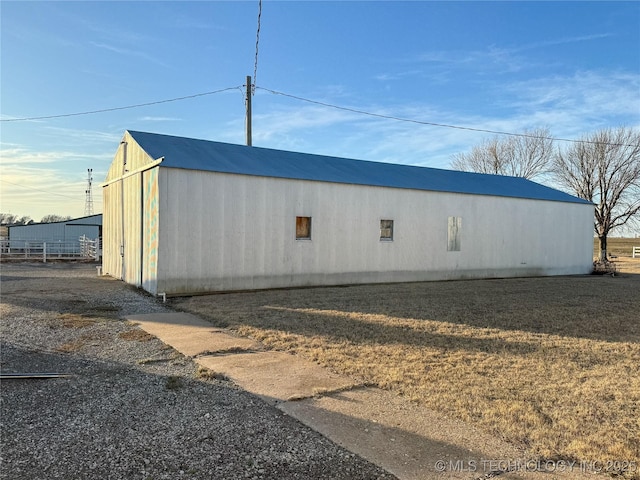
[448,216,461,251]
[380,219,394,241]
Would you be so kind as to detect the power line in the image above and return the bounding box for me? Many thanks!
[1,80,634,148]
[256,86,638,147]
[0,86,242,123]
[1,179,83,200]
[252,0,262,96]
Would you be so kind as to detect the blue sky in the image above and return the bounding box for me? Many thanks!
[1,1,639,221]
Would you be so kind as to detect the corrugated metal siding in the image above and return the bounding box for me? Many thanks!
[105,132,156,183]
[122,173,142,286]
[102,180,123,279]
[142,168,159,294]
[8,222,99,242]
[102,174,142,285]
[153,169,593,295]
[103,135,158,289]
[9,223,67,242]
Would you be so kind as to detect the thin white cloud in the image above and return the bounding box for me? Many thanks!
[390,33,616,80]
[70,11,152,45]
[374,70,423,82]
[1,148,64,165]
[171,14,228,31]
[501,71,640,131]
[0,164,92,219]
[137,116,182,122]
[90,41,168,68]
[39,126,122,147]
[0,144,108,219]
[512,33,614,52]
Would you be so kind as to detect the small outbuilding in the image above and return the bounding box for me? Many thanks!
[102,131,593,296]
[8,214,102,244]
[5,214,103,260]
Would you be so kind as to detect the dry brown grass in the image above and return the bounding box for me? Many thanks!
[595,236,640,259]
[56,303,120,328]
[118,328,155,342]
[58,313,97,328]
[195,365,229,382]
[55,332,106,352]
[174,262,640,473]
[55,339,89,353]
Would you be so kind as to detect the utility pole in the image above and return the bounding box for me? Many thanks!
[245,75,252,146]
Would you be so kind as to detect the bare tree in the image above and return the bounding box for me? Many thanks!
[0,213,18,225]
[40,214,72,223]
[552,127,640,261]
[451,127,554,179]
[0,214,32,225]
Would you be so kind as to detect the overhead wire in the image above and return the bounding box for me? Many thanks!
[1,82,635,147]
[255,86,638,147]
[252,0,262,95]
[0,179,84,200]
[0,86,242,123]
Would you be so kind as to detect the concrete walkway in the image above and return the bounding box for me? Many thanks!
[126,312,595,480]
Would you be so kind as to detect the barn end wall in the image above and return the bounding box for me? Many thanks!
[153,168,593,295]
[103,134,161,290]
[102,173,143,285]
[103,172,158,291]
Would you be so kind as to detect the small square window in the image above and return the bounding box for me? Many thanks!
[296,216,312,240]
[380,219,394,241]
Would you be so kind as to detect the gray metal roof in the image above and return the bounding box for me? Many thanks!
[128,130,591,205]
[8,214,102,229]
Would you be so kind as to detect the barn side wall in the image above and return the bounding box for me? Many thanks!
[153,168,594,295]
[8,222,99,242]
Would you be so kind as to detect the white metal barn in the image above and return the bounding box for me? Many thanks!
[102,131,593,296]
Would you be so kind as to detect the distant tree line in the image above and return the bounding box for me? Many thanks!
[451,126,640,260]
[0,214,72,225]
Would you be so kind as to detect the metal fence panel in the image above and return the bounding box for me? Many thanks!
[0,237,100,262]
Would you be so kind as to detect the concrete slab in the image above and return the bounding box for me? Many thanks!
[126,312,595,480]
[196,352,359,404]
[125,313,260,357]
[280,388,595,480]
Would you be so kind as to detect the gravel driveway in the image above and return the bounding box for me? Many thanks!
[0,262,395,480]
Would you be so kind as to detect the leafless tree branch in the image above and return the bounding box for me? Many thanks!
[451,127,553,180]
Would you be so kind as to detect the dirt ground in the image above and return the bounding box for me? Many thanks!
[0,263,394,480]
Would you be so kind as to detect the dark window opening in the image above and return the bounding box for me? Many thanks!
[296,216,312,240]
